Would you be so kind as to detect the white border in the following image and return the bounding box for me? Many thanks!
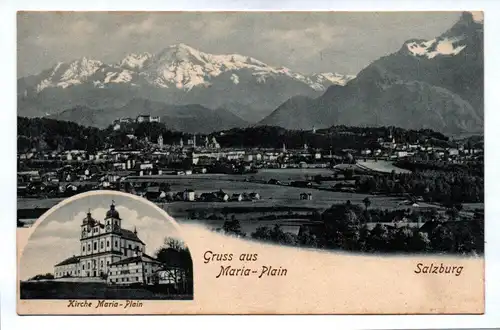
[2,0,499,329]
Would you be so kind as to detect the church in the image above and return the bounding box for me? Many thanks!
[54,201,164,284]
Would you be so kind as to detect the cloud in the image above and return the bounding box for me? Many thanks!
[17,12,462,77]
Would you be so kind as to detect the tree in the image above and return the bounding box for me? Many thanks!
[251,226,273,241]
[270,225,298,246]
[164,237,185,251]
[155,237,193,294]
[429,224,455,252]
[368,224,390,252]
[445,207,460,221]
[222,218,245,237]
[410,231,431,252]
[30,273,54,281]
[344,169,354,180]
[297,226,318,248]
[362,197,372,211]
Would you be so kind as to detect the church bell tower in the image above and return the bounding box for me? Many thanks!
[104,201,121,233]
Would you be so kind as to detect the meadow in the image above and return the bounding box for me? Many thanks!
[18,169,441,233]
[356,160,412,174]
[20,281,193,300]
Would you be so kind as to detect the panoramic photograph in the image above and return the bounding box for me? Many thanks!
[19,192,194,300]
[17,11,484,256]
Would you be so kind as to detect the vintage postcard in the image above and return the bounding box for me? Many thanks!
[17,11,484,315]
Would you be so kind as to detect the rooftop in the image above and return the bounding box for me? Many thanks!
[120,228,145,244]
[109,253,161,266]
[54,255,80,267]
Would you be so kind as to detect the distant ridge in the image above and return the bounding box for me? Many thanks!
[259,12,483,134]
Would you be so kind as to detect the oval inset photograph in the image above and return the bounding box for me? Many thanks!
[18,191,193,300]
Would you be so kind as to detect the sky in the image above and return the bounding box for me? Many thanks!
[19,193,184,280]
[17,11,464,77]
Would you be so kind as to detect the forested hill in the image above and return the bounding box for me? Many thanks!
[18,116,480,153]
[17,116,185,153]
[18,116,105,152]
[216,125,457,150]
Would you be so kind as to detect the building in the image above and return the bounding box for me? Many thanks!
[231,193,243,202]
[248,192,261,201]
[53,202,148,280]
[107,254,163,286]
[136,115,161,123]
[54,256,80,278]
[183,189,195,201]
[300,192,313,200]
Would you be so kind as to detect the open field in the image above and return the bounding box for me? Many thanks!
[356,160,412,174]
[20,281,193,300]
[18,185,432,213]
[462,203,484,211]
[189,218,310,236]
[18,169,443,233]
[126,168,336,184]
[18,198,64,210]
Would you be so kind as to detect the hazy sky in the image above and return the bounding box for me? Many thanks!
[20,193,184,280]
[17,11,463,77]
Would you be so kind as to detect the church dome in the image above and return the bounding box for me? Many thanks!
[105,202,120,219]
[83,211,96,225]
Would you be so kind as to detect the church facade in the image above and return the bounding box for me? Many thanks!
[53,202,164,284]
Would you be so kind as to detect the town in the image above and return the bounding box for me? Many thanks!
[17,115,484,255]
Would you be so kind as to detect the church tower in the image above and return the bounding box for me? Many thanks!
[81,209,96,239]
[104,201,121,233]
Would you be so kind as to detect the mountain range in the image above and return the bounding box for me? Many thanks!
[17,12,483,134]
[17,43,354,123]
[48,99,248,134]
[259,12,484,134]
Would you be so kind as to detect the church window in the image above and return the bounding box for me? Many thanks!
[100,241,104,249]
[107,241,110,247]
[100,260,103,267]
[114,241,118,248]
[82,264,85,270]
[82,246,85,252]
[94,242,97,250]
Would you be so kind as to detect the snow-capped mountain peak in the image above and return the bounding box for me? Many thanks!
[402,11,482,60]
[405,37,466,59]
[311,72,356,86]
[35,57,103,92]
[119,52,152,70]
[28,44,354,93]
